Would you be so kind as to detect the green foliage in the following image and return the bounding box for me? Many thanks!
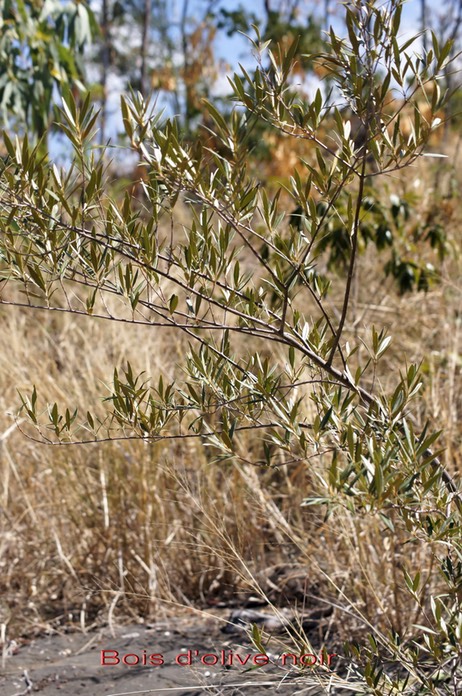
[0,1,461,692]
[313,191,446,293]
[0,0,97,137]
[213,5,259,37]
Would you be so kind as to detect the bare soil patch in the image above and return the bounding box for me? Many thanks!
[1,615,341,695]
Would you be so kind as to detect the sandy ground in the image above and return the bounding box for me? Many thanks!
[0,615,345,696]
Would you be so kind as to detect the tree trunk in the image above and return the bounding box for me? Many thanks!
[100,0,110,144]
[140,0,152,96]
[420,0,427,52]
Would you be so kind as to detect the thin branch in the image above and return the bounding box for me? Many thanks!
[327,141,368,367]
[16,418,308,448]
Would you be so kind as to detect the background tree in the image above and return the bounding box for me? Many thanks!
[0,0,97,143]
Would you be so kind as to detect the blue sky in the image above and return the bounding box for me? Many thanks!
[211,0,421,66]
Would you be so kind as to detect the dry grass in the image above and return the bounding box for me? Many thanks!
[0,155,460,676]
